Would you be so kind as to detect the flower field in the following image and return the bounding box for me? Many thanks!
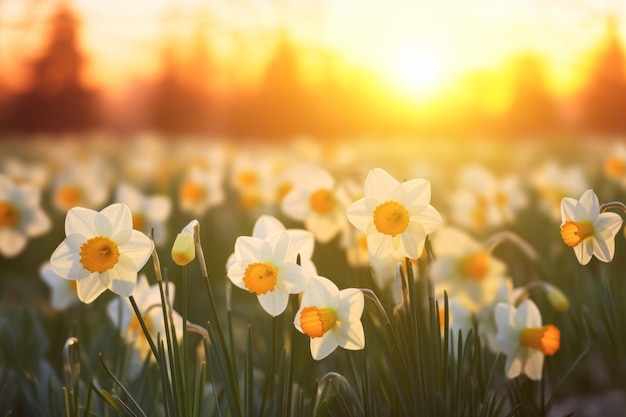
[1,134,626,416]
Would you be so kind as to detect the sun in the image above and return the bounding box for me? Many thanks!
[384,45,446,100]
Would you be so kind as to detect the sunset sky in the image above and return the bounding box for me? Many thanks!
[0,0,623,102]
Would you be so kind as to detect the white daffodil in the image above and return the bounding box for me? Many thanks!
[178,167,224,216]
[430,227,506,313]
[281,165,350,243]
[107,274,183,379]
[227,231,309,316]
[560,189,623,265]
[51,162,110,212]
[346,168,442,260]
[50,203,154,303]
[40,262,80,310]
[603,142,626,187]
[0,175,51,257]
[531,161,588,222]
[494,299,560,381]
[294,275,365,360]
[226,215,317,278]
[116,183,172,246]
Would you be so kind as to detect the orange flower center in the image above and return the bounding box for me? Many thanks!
[132,212,146,231]
[373,201,410,236]
[79,236,120,273]
[560,220,594,247]
[180,181,205,203]
[309,188,335,214]
[237,171,258,188]
[57,185,83,209]
[520,324,560,355]
[459,251,489,281]
[605,156,625,178]
[276,182,293,202]
[300,306,337,338]
[242,262,277,295]
[0,201,20,227]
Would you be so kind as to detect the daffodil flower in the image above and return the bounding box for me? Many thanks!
[0,175,51,257]
[50,203,154,303]
[116,183,172,246]
[294,276,365,360]
[346,168,442,260]
[227,231,309,316]
[107,274,183,378]
[560,189,623,265]
[430,227,506,312]
[494,299,560,381]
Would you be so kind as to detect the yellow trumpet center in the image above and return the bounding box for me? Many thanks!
[309,188,335,214]
[0,201,20,227]
[243,262,277,295]
[57,185,83,209]
[459,251,489,281]
[373,201,410,236]
[560,220,594,247]
[605,156,626,178]
[180,181,205,204]
[520,324,560,356]
[132,212,146,231]
[237,171,258,188]
[300,306,337,338]
[79,236,120,273]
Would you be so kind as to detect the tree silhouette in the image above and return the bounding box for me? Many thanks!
[501,53,560,137]
[579,16,626,135]
[3,4,99,134]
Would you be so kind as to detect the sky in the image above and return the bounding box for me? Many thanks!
[0,0,624,101]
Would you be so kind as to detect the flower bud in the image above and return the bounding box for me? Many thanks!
[546,284,570,312]
[171,233,195,266]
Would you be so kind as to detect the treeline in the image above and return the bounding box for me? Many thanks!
[1,5,625,140]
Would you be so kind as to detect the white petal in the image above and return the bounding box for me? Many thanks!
[281,189,310,221]
[234,236,263,263]
[65,207,98,237]
[410,205,443,235]
[105,254,139,297]
[515,299,541,328]
[76,273,107,303]
[227,263,247,289]
[336,288,364,321]
[310,332,339,360]
[0,228,26,257]
[101,203,134,238]
[365,168,398,202]
[49,235,82,277]
[278,263,309,293]
[337,319,365,350]
[300,276,337,306]
[253,215,285,239]
[560,197,579,222]
[257,287,289,316]
[145,196,172,222]
[305,213,342,243]
[402,178,431,210]
[523,349,544,381]
[592,236,615,263]
[505,351,523,379]
[268,231,290,263]
[119,230,154,270]
[366,232,395,259]
[24,208,51,237]
[578,189,599,217]
[595,212,623,239]
[399,224,424,259]
[286,229,315,261]
[345,199,371,232]
[574,239,593,265]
